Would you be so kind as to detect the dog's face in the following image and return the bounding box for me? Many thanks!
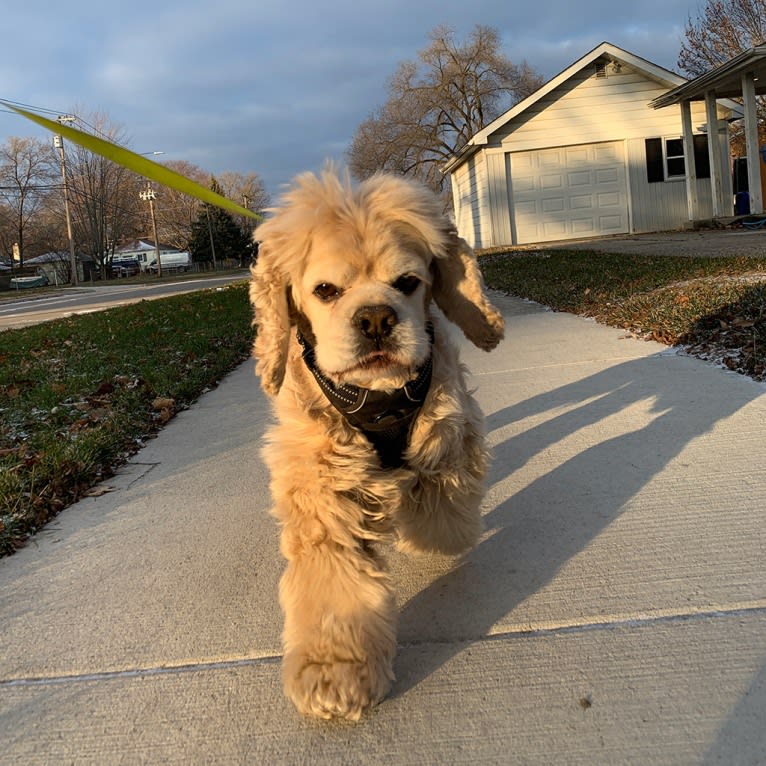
[250,170,504,397]
[294,223,433,390]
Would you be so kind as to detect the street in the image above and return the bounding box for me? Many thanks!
[0,273,248,331]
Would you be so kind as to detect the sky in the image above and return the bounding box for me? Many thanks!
[0,0,701,202]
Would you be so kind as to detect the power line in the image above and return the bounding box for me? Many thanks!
[0,185,62,191]
[0,99,127,147]
[0,98,68,119]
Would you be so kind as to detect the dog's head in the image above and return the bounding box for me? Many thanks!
[250,169,504,396]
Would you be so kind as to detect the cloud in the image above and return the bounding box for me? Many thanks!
[0,0,700,196]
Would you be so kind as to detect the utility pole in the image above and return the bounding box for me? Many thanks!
[54,115,78,285]
[205,205,218,270]
[139,182,162,277]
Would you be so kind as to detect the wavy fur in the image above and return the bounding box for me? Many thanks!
[250,169,504,720]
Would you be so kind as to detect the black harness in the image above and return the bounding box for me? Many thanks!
[297,326,434,469]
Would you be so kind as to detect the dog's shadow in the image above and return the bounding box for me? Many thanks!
[390,353,761,697]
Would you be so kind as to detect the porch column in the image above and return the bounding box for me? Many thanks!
[704,90,727,217]
[741,70,763,214]
[680,99,699,221]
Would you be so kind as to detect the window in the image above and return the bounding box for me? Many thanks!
[645,135,711,183]
[665,138,685,177]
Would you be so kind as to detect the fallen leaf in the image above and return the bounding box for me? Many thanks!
[94,381,115,396]
[152,397,175,412]
[83,485,117,497]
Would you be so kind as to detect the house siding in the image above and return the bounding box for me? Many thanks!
[490,65,707,152]
[627,130,732,231]
[626,138,712,231]
[451,153,491,248]
[487,151,512,246]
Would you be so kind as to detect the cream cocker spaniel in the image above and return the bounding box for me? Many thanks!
[250,169,504,720]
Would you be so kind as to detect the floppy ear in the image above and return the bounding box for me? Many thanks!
[250,245,292,396]
[431,233,505,351]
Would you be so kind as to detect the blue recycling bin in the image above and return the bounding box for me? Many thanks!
[735,191,751,215]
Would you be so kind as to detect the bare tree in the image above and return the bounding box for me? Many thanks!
[1,110,271,271]
[0,136,58,267]
[145,159,209,250]
[64,111,140,276]
[348,25,544,195]
[679,0,766,77]
[679,0,766,152]
[217,170,270,239]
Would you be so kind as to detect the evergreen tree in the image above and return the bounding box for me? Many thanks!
[188,177,252,266]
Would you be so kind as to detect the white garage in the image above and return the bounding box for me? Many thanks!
[509,142,629,244]
[446,42,739,249]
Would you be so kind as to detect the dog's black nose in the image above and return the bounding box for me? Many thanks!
[353,305,398,340]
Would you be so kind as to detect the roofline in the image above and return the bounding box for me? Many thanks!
[444,42,686,174]
[651,43,766,108]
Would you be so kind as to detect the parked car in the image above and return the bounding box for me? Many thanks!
[110,257,140,278]
[144,251,191,273]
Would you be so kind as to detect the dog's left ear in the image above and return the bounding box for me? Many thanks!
[431,233,505,351]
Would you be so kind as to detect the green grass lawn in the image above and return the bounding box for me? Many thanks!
[480,250,766,378]
[0,282,254,555]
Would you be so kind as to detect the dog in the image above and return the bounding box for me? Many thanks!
[250,169,504,720]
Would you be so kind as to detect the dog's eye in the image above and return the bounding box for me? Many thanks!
[392,275,421,295]
[313,283,342,302]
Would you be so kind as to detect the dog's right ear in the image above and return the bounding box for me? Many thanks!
[250,245,291,396]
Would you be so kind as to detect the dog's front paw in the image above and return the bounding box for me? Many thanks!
[283,651,394,721]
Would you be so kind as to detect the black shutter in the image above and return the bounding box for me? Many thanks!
[693,134,710,179]
[645,138,664,183]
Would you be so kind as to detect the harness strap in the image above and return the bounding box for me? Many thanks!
[297,325,434,468]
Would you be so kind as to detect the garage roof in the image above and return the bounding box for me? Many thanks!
[651,43,766,107]
[444,41,687,174]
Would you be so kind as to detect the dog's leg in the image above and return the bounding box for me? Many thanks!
[396,473,485,556]
[277,494,396,720]
[397,388,488,556]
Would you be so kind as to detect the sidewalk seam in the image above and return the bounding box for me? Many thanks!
[4,603,763,688]
[0,654,282,689]
[399,602,766,649]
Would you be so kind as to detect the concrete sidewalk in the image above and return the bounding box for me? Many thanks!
[1,292,765,765]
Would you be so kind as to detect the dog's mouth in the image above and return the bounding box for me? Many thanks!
[352,351,401,371]
[335,351,414,388]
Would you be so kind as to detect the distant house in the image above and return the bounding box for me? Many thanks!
[445,42,742,248]
[24,251,95,284]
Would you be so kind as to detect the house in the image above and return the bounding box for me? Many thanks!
[24,251,96,284]
[445,42,742,248]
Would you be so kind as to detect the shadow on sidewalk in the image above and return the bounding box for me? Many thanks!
[394,352,763,696]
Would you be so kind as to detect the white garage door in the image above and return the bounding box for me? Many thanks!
[509,142,629,245]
